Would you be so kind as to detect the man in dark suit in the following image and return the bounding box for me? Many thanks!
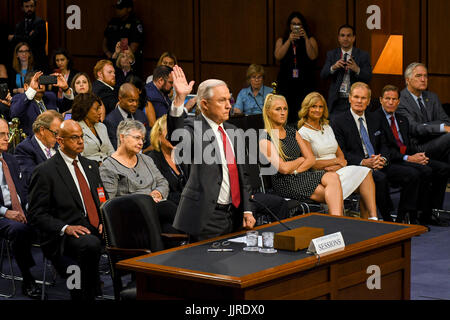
[0,118,42,299]
[104,83,150,150]
[28,120,106,300]
[320,24,372,119]
[377,85,450,225]
[397,62,450,163]
[167,65,255,241]
[331,82,422,223]
[14,110,63,186]
[8,0,48,71]
[10,71,73,136]
[92,59,118,116]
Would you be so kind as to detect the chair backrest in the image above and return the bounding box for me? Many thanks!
[101,194,165,253]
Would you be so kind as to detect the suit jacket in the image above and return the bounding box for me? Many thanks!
[12,15,48,70]
[397,88,450,145]
[10,91,67,136]
[320,47,372,111]
[0,152,27,213]
[28,151,106,258]
[375,108,419,163]
[103,107,150,149]
[167,113,254,236]
[330,109,390,166]
[79,120,115,163]
[92,80,118,115]
[14,135,48,186]
[145,81,171,119]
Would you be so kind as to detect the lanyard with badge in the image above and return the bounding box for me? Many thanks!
[292,43,299,79]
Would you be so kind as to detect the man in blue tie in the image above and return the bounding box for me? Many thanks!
[397,63,450,163]
[331,82,422,223]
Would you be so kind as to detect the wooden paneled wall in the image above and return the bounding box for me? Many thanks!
[3,0,449,103]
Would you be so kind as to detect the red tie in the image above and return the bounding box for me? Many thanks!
[390,115,406,155]
[218,126,241,208]
[0,157,25,216]
[72,160,99,228]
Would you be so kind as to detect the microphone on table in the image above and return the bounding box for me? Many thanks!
[249,195,291,231]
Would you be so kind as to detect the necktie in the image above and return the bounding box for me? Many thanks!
[218,126,241,208]
[417,98,428,122]
[358,117,375,157]
[389,115,406,154]
[72,160,99,228]
[45,147,52,159]
[127,112,132,119]
[0,157,25,216]
[37,100,47,113]
[343,53,349,72]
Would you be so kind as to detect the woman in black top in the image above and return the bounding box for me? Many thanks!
[274,12,319,125]
[146,114,187,205]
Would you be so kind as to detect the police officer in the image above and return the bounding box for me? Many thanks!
[103,0,144,76]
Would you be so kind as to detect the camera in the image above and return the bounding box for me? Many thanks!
[0,83,8,100]
[293,25,301,34]
[39,75,57,85]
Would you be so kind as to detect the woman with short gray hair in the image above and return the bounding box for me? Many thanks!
[100,119,179,233]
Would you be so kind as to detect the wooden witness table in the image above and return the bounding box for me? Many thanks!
[117,213,427,300]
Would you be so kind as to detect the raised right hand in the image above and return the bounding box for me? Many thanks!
[171,65,195,107]
[30,71,43,91]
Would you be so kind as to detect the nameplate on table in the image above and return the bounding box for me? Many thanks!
[307,232,345,255]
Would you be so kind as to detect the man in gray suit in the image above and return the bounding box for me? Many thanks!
[397,62,450,163]
[167,65,256,242]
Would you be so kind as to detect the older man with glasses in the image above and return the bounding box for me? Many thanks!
[28,119,106,300]
[15,110,63,186]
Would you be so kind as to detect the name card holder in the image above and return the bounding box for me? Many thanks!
[307,232,345,256]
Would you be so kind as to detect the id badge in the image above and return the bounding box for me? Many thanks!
[339,81,348,93]
[97,187,107,204]
[292,68,299,78]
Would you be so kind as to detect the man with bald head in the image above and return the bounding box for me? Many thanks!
[104,82,150,149]
[28,119,107,300]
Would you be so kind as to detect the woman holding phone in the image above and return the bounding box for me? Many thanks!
[274,12,319,125]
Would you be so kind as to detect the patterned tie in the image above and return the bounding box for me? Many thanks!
[389,115,406,154]
[218,126,241,208]
[45,147,52,159]
[358,117,375,157]
[417,97,429,122]
[0,157,25,216]
[72,160,99,228]
[37,100,47,113]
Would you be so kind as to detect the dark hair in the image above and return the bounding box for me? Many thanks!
[381,85,400,98]
[21,0,36,5]
[338,24,356,36]
[71,92,102,121]
[153,65,173,82]
[51,48,73,71]
[24,70,37,85]
[126,74,144,92]
[283,11,311,40]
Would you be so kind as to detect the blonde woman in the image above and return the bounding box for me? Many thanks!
[259,94,344,216]
[298,92,378,220]
[146,115,187,205]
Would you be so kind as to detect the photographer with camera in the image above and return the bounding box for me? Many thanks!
[320,24,372,120]
[274,11,319,126]
[10,71,73,136]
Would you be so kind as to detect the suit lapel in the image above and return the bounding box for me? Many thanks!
[81,121,101,149]
[31,136,48,163]
[54,152,84,210]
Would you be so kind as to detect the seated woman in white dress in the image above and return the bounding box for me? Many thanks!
[298,92,378,220]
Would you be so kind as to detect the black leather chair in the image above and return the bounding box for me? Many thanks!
[100,194,187,300]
